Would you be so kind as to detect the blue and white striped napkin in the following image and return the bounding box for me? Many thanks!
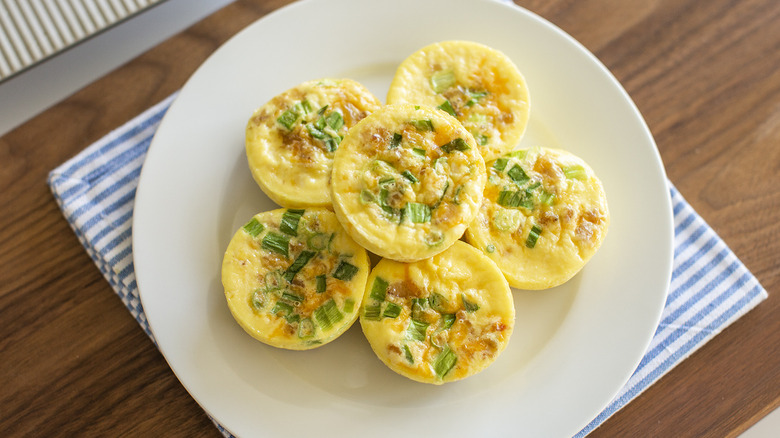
[48,95,768,437]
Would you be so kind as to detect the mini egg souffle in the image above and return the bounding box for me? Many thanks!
[246,78,381,208]
[222,208,369,349]
[330,103,486,262]
[466,147,609,290]
[359,241,514,384]
[387,40,530,162]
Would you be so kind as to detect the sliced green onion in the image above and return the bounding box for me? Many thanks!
[411,148,427,158]
[360,189,376,204]
[242,218,265,237]
[431,181,450,210]
[507,165,530,184]
[276,108,298,130]
[333,261,359,281]
[424,231,445,247]
[507,149,528,160]
[539,189,555,206]
[411,298,428,320]
[363,303,382,320]
[441,138,470,153]
[272,300,294,316]
[285,313,300,324]
[283,250,315,283]
[263,270,285,291]
[465,90,488,106]
[497,190,523,208]
[307,232,330,250]
[452,184,464,205]
[298,318,315,339]
[403,344,414,364]
[407,319,430,341]
[316,274,326,293]
[280,209,305,236]
[472,132,489,146]
[430,69,456,93]
[317,104,329,115]
[432,157,448,172]
[433,346,457,378]
[401,170,418,183]
[563,164,587,180]
[405,202,431,223]
[493,208,521,232]
[428,292,449,313]
[462,294,479,312]
[369,277,388,301]
[343,298,355,314]
[492,157,509,172]
[306,123,328,140]
[281,291,303,303]
[262,232,290,257]
[526,223,543,248]
[485,244,496,253]
[390,132,403,148]
[325,111,343,130]
[467,112,487,124]
[250,290,265,310]
[314,299,343,330]
[410,119,434,132]
[324,137,339,152]
[383,302,402,318]
[437,100,456,117]
[378,176,395,187]
[439,313,456,330]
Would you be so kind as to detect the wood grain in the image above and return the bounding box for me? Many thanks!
[0,0,777,437]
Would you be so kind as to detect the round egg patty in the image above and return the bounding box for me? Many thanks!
[465,147,609,290]
[359,241,514,384]
[331,103,486,262]
[222,208,369,350]
[246,78,381,208]
[386,40,530,162]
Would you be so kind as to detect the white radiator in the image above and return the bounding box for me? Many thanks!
[0,0,166,81]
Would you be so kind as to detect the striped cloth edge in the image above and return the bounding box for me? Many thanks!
[47,94,768,437]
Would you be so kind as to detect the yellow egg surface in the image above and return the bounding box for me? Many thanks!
[465,147,610,290]
[386,41,530,163]
[359,241,514,384]
[331,103,486,262]
[246,78,382,208]
[221,208,369,350]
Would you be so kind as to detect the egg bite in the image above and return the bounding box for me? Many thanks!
[221,208,369,350]
[359,241,514,384]
[331,103,486,262]
[386,40,530,162]
[246,78,382,208]
[465,147,609,290]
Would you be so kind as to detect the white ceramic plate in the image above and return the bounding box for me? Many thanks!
[133,0,674,436]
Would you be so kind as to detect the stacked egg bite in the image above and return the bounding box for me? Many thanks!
[222,41,609,384]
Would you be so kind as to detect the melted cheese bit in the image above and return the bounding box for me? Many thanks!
[466,147,610,290]
[331,103,486,262]
[360,241,514,384]
[222,208,369,350]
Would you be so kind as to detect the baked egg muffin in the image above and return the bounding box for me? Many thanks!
[465,147,609,290]
[386,40,530,162]
[246,78,381,208]
[359,241,514,384]
[331,103,486,262]
[222,208,369,349]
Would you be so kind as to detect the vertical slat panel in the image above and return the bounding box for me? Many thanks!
[0,0,166,81]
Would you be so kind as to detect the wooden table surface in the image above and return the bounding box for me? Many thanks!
[1,0,778,436]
